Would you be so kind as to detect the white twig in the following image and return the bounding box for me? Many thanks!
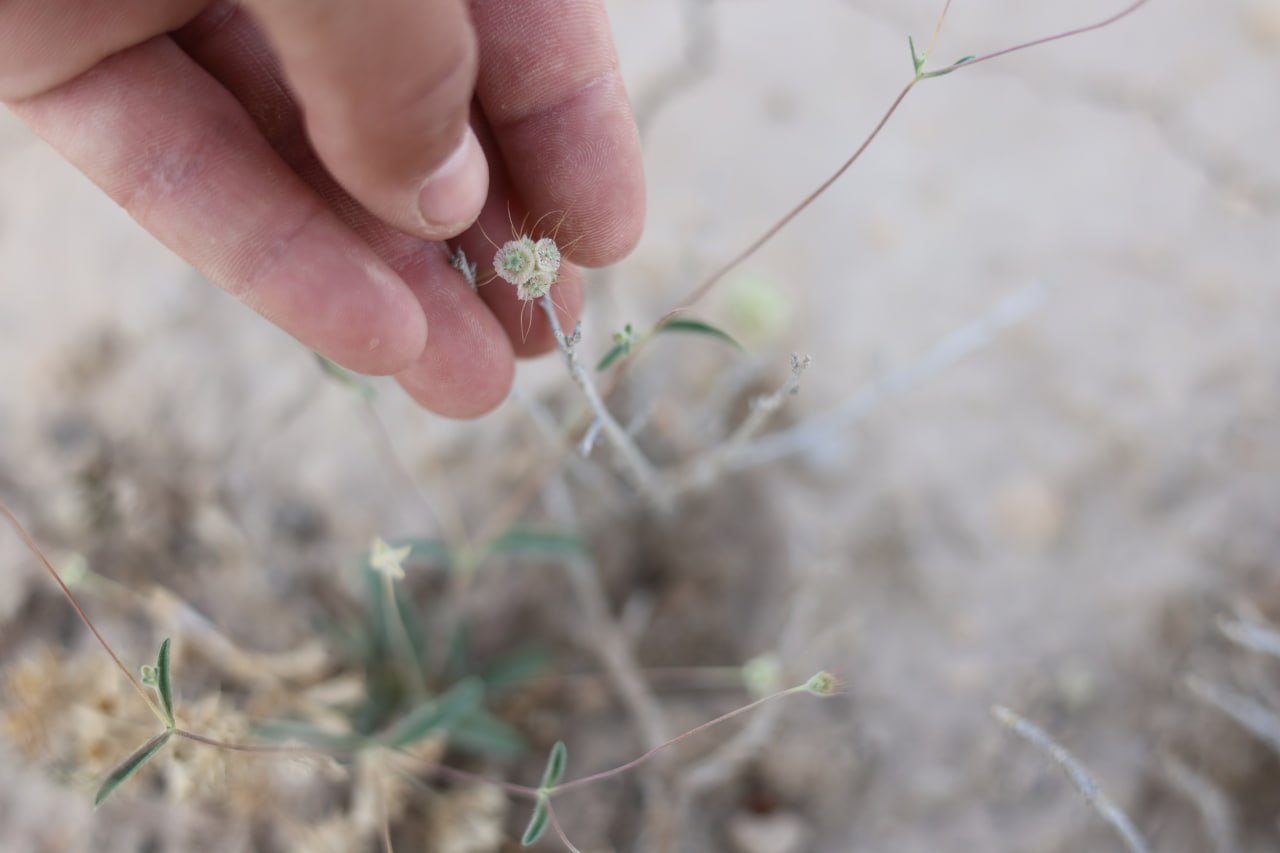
[674,354,812,493]
[1186,676,1280,754]
[993,705,1150,853]
[540,475,671,752]
[540,296,669,509]
[540,472,676,849]
[1161,753,1239,853]
[733,281,1048,470]
[449,246,478,291]
[1218,612,1280,659]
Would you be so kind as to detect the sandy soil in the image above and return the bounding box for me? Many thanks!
[2,1,1278,851]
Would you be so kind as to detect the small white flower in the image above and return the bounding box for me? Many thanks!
[517,269,556,302]
[494,237,536,286]
[533,238,561,275]
[369,536,412,581]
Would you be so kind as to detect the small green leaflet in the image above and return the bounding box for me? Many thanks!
[596,317,741,371]
[521,798,551,846]
[657,317,742,351]
[909,35,925,74]
[596,323,635,371]
[94,731,172,807]
[448,709,527,758]
[540,740,567,790]
[156,638,174,728]
[489,528,585,559]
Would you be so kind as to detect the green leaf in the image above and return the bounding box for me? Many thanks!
[909,35,925,74]
[361,557,429,668]
[445,621,472,680]
[481,647,553,694]
[521,798,550,846]
[489,528,586,560]
[361,538,451,572]
[953,54,975,66]
[156,638,174,727]
[94,731,172,807]
[314,353,376,400]
[595,341,629,371]
[382,677,484,748]
[448,709,527,758]
[540,741,567,790]
[657,317,743,351]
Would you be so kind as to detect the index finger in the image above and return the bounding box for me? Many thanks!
[471,0,645,266]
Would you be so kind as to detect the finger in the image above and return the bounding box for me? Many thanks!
[178,7,516,416]
[242,0,488,241]
[8,37,427,376]
[471,0,645,267]
[0,0,206,100]
[454,114,584,357]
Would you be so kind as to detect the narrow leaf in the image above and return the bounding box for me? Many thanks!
[489,528,585,559]
[521,799,550,847]
[595,341,628,371]
[156,638,174,727]
[448,710,527,758]
[481,647,553,694]
[909,35,924,74]
[657,317,743,351]
[94,731,172,807]
[314,353,376,399]
[383,677,483,748]
[540,741,568,790]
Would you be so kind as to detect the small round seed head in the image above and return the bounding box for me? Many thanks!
[517,269,556,302]
[494,237,536,285]
[533,238,561,275]
[803,670,842,697]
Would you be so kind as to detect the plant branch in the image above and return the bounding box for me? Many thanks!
[950,0,1154,73]
[0,500,168,727]
[672,354,812,493]
[993,705,1150,853]
[730,280,1047,471]
[540,296,669,509]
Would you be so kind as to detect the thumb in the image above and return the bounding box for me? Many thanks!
[243,0,488,239]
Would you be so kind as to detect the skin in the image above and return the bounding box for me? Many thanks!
[0,0,645,418]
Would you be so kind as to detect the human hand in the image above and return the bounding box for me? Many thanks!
[1,0,645,417]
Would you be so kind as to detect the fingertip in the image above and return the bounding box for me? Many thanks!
[416,125,490,238]
[396,331,515,418]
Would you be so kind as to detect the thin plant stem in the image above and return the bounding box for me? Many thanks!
[0,500,169,727]
[172,728,336,758]
[730,280,1047,470]
[923,0,955,60]
[665,79,918,319]
[378,772,395,853]
[627,0,1151,363]
[539,295,667,507]
[381,572,429,705]
[547,802,585,853]
[551,687,803,795]
[993,705,1150,853]
[674,354,811,492]
[952,0,1153,72]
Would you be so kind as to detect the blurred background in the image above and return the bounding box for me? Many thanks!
[2,0,1278,850]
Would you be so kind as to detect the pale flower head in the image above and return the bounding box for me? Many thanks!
[517,269,556,302]
[369,536,412,581]
[494,237,536,286]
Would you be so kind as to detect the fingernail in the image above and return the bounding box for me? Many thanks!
[417,127,488,233]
